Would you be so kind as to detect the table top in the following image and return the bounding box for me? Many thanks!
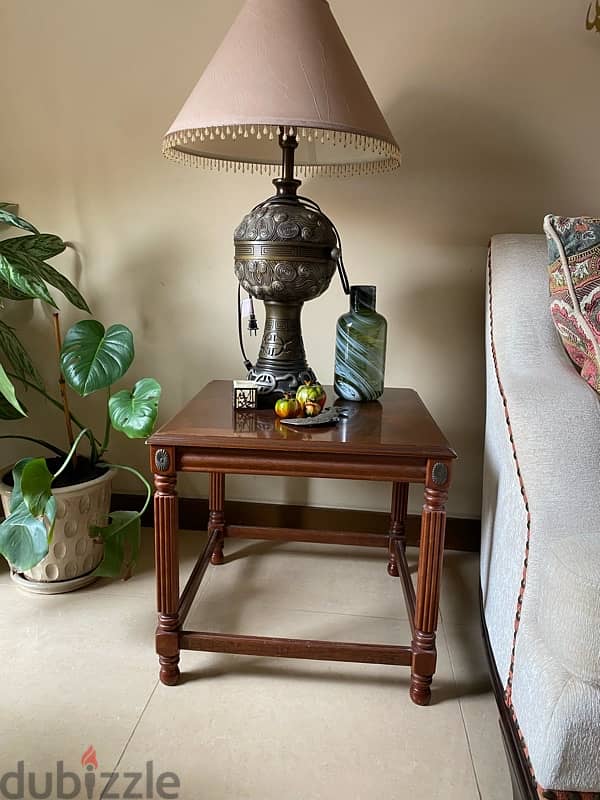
[148,381,455,461]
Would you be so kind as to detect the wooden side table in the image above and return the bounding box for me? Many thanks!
[148,381,456,705]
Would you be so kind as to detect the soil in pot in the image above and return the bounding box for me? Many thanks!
[2,456,108,489]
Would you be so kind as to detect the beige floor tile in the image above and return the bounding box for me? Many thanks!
[0,529,511,800]
[400,546,480,629]
[0,529,211,599]
[0,587,158,799]
[444,623,512,800]
[198,537,409,620]
[439,549,481,627]
[117,610,479,800]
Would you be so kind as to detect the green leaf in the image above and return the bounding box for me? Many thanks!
[0,502,48,571]
[0,361,26,415]
[0,240,90,312]
[91,511,141,580]
[0,233,66,261]
[21,457,53,517]
[60,321,134,396]
[0,209,39,234]
[0,319,44,389]
[0,253,57,307]
[0,277,29,301]
[9,458,34,513]
[45,495,57,543]
[33,258,90,312]
[0,393,27,420]
[109,378,161,439]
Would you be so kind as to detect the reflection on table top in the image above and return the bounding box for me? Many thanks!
[149,381,456,461]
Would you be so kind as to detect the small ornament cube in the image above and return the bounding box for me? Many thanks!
[232,380,259,410]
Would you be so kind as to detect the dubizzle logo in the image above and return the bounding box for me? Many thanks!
[80,746,98,797]
[80,747,98,771]
[0,746,180,799]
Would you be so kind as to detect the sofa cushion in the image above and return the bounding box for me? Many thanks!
[544,215,600,392]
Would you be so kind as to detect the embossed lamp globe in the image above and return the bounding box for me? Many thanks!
[234,203,337,303]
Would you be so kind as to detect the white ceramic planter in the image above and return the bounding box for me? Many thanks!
[0,465,115,593]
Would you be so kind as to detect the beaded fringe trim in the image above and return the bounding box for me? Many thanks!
[162,124,401,177]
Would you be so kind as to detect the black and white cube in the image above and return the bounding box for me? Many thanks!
[232,380,259,410]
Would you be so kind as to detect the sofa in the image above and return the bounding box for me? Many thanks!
[481,234,600,800]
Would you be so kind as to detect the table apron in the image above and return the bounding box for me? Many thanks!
[176,447,427,482]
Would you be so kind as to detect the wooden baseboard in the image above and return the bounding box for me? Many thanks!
[114,494,480,552]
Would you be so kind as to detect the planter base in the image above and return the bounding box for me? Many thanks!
[10,569,99,595]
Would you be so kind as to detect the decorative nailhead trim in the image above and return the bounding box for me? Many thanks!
[431,462,448,485]
[154,449,170,472]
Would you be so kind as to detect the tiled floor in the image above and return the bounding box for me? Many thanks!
[0,531,511,800]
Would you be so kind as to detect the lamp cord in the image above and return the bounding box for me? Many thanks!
[237,282,253,372]
[249,193,351,295]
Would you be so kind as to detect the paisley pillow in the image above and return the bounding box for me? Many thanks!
[544,214,600,392]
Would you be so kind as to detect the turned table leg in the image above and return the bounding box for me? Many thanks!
[387,481,409,577]
[410,461,451,705]
[209,472,226,565]
[153,455,180,686]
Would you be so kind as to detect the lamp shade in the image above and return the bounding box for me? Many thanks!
[162,0,401,177]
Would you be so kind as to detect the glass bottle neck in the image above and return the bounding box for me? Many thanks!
[350,285,376,312]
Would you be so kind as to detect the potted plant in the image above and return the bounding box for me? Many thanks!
[0,207,160,592]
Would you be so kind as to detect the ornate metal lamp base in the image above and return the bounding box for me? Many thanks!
[247,301,316,406]
[233,132,342,408]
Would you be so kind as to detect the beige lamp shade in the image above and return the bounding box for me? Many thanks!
[162,0,401,177]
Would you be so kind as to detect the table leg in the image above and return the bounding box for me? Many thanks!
[209,472,226,565]
[154,471,180,686]
[387,481,409,577]
[410,461,450,705]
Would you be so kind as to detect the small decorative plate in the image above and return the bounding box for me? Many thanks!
[279,407,347,427]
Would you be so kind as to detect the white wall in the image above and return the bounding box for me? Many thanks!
[1,0,599,517]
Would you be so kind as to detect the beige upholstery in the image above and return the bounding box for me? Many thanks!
[481,234,600,792]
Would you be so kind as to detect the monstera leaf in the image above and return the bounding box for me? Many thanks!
[60,320,134,396]
[0,361,25,415]
[0,502,49,571]
[9,458,33,513]
[109,378,161,439]
[20,457,53,518]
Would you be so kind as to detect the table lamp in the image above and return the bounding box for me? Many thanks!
[163,0,401,406]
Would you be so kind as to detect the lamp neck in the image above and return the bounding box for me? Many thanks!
[273,131,302,197]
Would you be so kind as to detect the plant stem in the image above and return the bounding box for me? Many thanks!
[100,388,111,457]
[104,463,152,516]
[0,435,67,459]
[52,429,91,481]
[5,372,102,448]
[52,313,76,462]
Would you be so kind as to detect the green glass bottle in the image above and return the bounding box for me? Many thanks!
[334,285,387,401]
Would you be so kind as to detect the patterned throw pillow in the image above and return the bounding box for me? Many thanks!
[544,214,600,392]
